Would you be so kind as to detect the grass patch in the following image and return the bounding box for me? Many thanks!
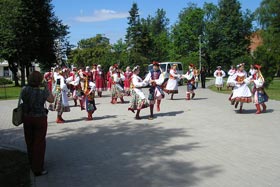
[208,78,280,101]
[0,85,21,100]
[0,149,31,187]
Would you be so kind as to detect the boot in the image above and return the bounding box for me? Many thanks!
[87,112,93,120]
[261,103,267,113]
[186,92,190,100]
[135,110,141,120]
[156,100,161,112]
[110,97,114,104]
[74,99,77,106]
[171,93,174,100]
[149,105,154,120]
[112,98,117,104]
[239,105,243,113]
[79,100,85,110]
[120,97,125,103]
[191,93,195,99]
[56,115,64,123]
[255,104,261,114]
[228,93,233,101]
[235,101,239,109]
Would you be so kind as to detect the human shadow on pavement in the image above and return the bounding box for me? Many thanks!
[234,109,274,114]
[41,123,222,187]
[150,110,184,119]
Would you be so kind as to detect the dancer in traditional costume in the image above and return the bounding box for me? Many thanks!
[85,66,93,83]
[193,66,200,89]
[128,65,149,120]
[106,66,113,91]
[53,69,70,123]
[124,66,133,96]
[250,64,268,114]
[83,77,97,120]
[44,68,54,110]
[214,66,226,91]
[164,64,181,100]
[226,65,236,90]
[111,65,125,104]
[95,65,106,97]
[144,61,165,120]
[230,63,252,113]
[182,64,196,100]
[68,67,79,106]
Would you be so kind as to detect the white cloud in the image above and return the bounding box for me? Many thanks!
[75,9,129,23]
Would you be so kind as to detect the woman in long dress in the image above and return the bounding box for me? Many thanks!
[250,64,268,114]
[53,69,70,123]
[164,64,181,100]
[230,63,252,113]
[213,66,226,91]
[128,65,149,119]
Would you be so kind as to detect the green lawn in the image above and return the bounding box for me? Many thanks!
[208,78,280,101]
[0,85,21,100]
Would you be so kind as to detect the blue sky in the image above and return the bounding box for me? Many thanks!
[52,0,262,45]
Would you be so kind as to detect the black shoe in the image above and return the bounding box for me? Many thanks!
[34,170,48,176]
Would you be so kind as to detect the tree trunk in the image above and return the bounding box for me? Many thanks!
[8,59,20,87]
[20,64,26,86]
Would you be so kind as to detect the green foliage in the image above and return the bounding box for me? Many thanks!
[68,34,112,71]
[252,45,277,87]
[255,0,280,79]
[0,78,13,85]
[204,0,253,70]
[171,4,204,60]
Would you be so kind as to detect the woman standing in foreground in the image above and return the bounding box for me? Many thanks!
[21,71,54,176]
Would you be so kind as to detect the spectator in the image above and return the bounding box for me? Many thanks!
[21,71,54,176]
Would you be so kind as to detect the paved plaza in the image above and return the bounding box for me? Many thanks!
[0,84,280,187]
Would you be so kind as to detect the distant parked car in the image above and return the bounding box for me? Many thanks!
[148,62,184,85]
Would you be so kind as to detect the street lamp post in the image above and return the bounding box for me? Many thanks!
[199,35,202,71]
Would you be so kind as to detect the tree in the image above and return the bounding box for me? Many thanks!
[150,9,171,62]
[0,0,23,86]
[0,0,69,86]
[171,3,204,68]
[255,0,280,82]
[210,0,253,70]
[125,3,145,68]
[68,34,112,71]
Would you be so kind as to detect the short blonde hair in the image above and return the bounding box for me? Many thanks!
[28,71,43,87]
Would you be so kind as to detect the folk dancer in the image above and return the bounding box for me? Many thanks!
[164,64,181,100]
[85,66,93,83]
[83,75,97,120]
[214,66,226,91]
[230,63,252,113]
[193,66,200,89]
[250,64,268,114]
[68,67,79,106]
[53,69,70,123]
[111,64,125,104]
[226,65,236,90]
[144,61,165,120]
[128,65,149,120]
[91,64,97,82]
[106,66,114,91]
[95,64,106,97]
[44,68,54,110]
[123,66,133,96]
[182,64,196,100]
